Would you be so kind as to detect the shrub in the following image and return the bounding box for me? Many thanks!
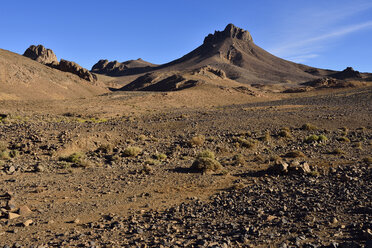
[123,146,142,157]
[305,135,319,143]
[318,135,328,142]
[236,137,257,148]
[301,123,318,131]
[0,150,10,161]
[278,127,292,138]
[337,136,350,143]
[189,135,205,147]
[145,159,159,165]
[191,150,223,173]
[154,153,167,161]
[60,152,91,167]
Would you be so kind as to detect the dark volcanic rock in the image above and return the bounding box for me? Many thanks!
[330,67,362,80]
[204,23,253,44]
[23,45,58,65]
[119,73,198,91]
[57,59,97,82]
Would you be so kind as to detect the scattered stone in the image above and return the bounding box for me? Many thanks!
[18,205,32,216]
[7,212,20,220]
[22,219,33,227]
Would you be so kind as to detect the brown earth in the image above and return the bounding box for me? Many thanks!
[0,85,371,247]
[0,49,107,100]
[0,23,371,248]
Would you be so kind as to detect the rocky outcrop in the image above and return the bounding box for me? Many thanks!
[203,23,253,44]
[91,58,156,76]
[23,45,96,82]
[193,66,226,79]
[330,67,362,80]
[119,72,199,91]
[23,45,58,65]
[56,59,97,82]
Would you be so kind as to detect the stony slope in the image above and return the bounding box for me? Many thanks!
[0,49,107,100]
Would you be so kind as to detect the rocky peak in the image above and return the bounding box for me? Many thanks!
[23,44,58,65]
[203,24,253,44]
[330,67,362,80]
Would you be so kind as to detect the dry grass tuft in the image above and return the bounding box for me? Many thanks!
[191,150,223,173]
[189,135,206,147]
[123,146,142,157]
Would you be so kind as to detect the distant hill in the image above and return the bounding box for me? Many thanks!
[91,58,157,76]
[0,49,107,100]
[117,24,370,92]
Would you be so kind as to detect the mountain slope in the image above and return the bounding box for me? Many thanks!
[0,49,107,100]
[155,24,334,85]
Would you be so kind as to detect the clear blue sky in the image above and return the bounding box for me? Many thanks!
[1,0,372,72]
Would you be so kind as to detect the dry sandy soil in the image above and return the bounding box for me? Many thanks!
[0,85,371,247]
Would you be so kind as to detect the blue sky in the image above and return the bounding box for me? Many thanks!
[1,0,372,72]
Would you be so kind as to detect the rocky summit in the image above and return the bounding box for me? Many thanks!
[23,45,97,82]
[203,23,253,44]
[23,45,58,65]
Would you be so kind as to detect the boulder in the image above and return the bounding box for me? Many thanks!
[23,45,58,65]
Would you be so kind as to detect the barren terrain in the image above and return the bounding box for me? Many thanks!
[0,85,371,247]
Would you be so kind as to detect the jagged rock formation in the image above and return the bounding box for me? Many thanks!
[57,59,97,82]
[91,58,156,76]
[192,66,226,79]
[23,45,96,82]
[330,67,362,80]
[23,45,58,65]
[203,23,253,44]
[119,72,199,91]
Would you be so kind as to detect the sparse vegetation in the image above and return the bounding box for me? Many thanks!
[0,142,10,161]
[191,150,223,173]
[189,135,206,147]
[305,134,328,143]
[278,127,292,138]
[337,136,350,143]
[301,123,318,131]
[59,152,91,167]
[123,146,142,157]
[235,137,257,148]
[154,153,167,161]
